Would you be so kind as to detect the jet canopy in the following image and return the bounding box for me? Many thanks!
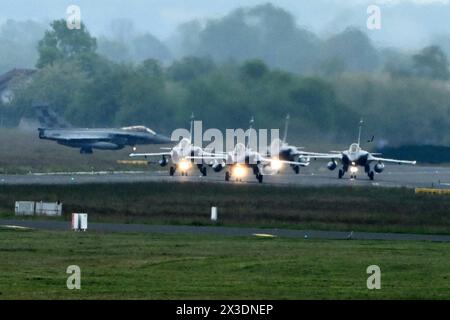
[349,143,360,154]
[121,126,156,135]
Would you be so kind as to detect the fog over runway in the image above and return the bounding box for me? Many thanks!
[0,164,449,189]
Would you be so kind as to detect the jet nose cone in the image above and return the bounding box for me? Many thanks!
[155,134,172,144]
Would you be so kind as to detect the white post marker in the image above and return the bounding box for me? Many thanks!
[71,213,79,231]
[211,206,218,222]
[72,213,88,232]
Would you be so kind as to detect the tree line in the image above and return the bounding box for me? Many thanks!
[1,4,450,147]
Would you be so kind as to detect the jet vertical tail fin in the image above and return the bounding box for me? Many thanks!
[33,104,72,129]
[282,114,290,144]
[357,118,364,146]
[189,112,195,142]
[246,116,255,150]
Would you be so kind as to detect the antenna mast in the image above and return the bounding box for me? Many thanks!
[282,114,290,144]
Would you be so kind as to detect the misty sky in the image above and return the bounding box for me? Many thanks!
[1,0,450,49]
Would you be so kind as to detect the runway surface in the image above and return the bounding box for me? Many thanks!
[0,164,450,188]
[1,219,450,242]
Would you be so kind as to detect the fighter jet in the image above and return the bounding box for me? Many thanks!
[35,105,171,154]
[312,119,417,180]
[270,114,328,174]
[194,117,310,183]
[129,114,209,176]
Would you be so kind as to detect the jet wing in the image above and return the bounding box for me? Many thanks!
[130,152,171,158]
[305,153,344,160]
[186,150,228,160]
[51,132,113,141]
[297,151,337,157]
[368,154,416,165]
[261,157,310,167]
[188,155,226,160]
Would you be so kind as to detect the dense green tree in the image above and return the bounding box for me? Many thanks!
[36,20,97,68]
[167,56,215,82]
[115,62,172,129]
[12,61,88,119]
[240,59,268,80]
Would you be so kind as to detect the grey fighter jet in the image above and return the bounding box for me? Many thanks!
[35,105,171,154]
[312,119,417,180]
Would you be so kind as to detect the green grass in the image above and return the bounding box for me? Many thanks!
[1,182,450,234]
[0,228,449,299]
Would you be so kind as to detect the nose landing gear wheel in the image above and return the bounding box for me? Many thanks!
[368,171,375,180]
[256,173,263,183]
[201,167,207,176]
[338,169,344,179]
[293,166,300,174]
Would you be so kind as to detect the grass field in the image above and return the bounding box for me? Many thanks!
[0,227,449,299]
[1,182,450,234]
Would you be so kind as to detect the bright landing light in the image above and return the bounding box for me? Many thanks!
[179,160,191,171]
[350,166,358,173]
[270,159,283,171]
[233,165,246,178]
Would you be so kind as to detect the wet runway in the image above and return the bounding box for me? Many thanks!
[0,164,449,189]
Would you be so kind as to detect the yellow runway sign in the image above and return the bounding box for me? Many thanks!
[415,188,450,195]
[117,160,149,165]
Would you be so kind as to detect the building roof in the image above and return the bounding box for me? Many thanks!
[0,68,36,92]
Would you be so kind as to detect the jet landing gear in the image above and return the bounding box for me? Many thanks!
[256,172,263,183]
[368,171,375,181]
[338,169,344,179]
[169,166,187,176]
[224,170,244,182]
[197,164,207,177]
[225,167,247,182]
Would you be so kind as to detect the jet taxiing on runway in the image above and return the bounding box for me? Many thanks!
[271,114,333,174]
[312,120,417,180]
[208,141,310,183]
[36,105,171,154]
[130,137,210,176]
[191,117,310,183]
[130,114,210,176]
